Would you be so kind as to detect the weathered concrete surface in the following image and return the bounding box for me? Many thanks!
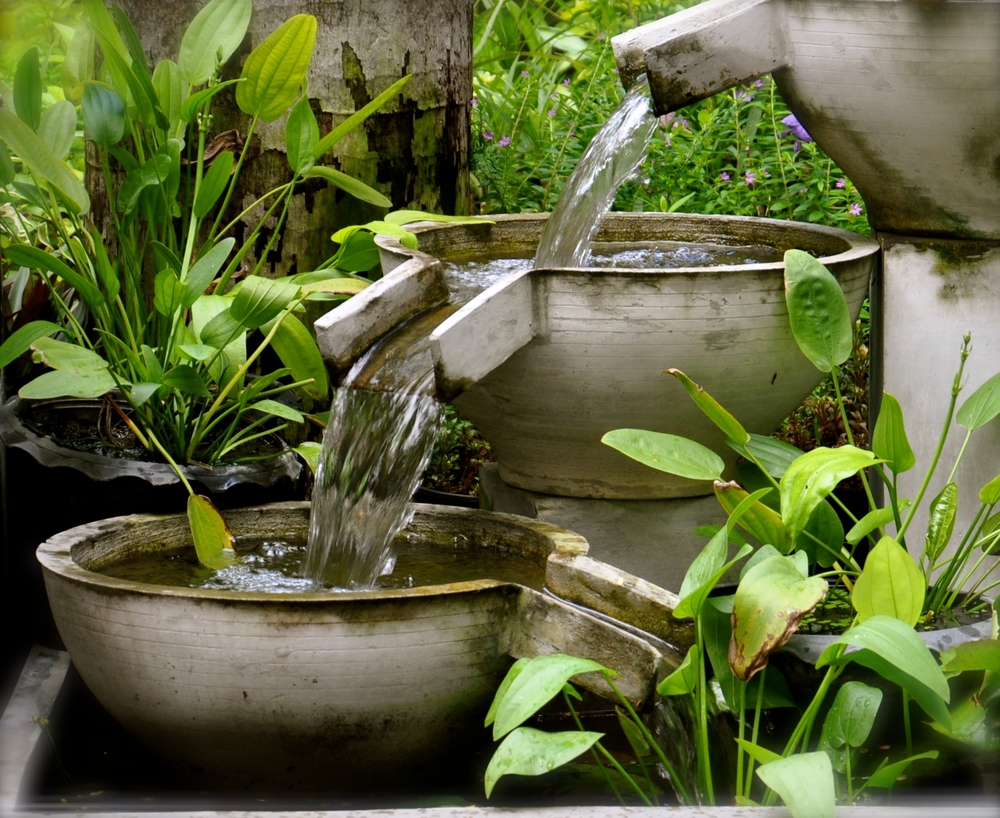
[875,235,1000,595]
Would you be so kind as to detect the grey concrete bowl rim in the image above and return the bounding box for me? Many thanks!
[35,501,590,604]
[377,211,880,274]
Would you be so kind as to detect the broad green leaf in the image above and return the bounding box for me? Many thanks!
[38,102,77,160]
[178,344,218,362]
[84,0,129,63]
[118,153,172,215]
[929,689,1000,749]
[230,276,300,328]
[674,538,753,620]
[730,555,828,681]
[796,498,845,569]
[493,654,606,740]
[266,312,329,400]
[162,365,211,397]
[981,473,1000,505]
[676,527,728,606]
[293,441,321,474]
[817,616,951,729]
[13,48,42,131]
[783,249,852,373]
[978,511,1000,554]
[846,502,909,546]
[741,433,803,479]
[735,739,781,767]
[616,708,650,758]
[0,142,13,187]
[183,238,235,308]
[194,150,233,218]
[90,226,120,302]
[924,482,958,563]
[154,268,183,316]
[656,644,699,696]
[0,321,63,368]
[248,399,305,423]
[865,751,938,789]
[780,445,880,541]
[188,494,235,570]
[192,296,245,384]
[871,392,915,474]
[739,544,783,579]
[667,369,749,445]
[109,5,169,132]
[939,639,1000,675]
[714,481,791,553]
[179,78,244,122]
[152,60,185,131]
[341,219,418,248]
[0,109,90,213]
[200,306,243,349]
[129,382,161,406]
[94,28,157,129]
[484,727,603,798]
[285,94,318,174]
[304,165,392,208]
[312,74,412,158]
[61,19,95,101]
[601,428,724,482]
[236,14,317,122]
[957,370,1000,430]
[178,0,253,86]
[485,658,531,728]
[83,83,126,148]
[6,244,103,308]
[325,230,379,272]
[19,368,117,399]
[757,752,835,818]
[820,681,882,749]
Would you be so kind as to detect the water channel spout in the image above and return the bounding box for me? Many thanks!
[612,0,787,116]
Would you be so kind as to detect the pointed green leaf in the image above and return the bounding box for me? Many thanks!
[266,312,328,400]
[820,682,882,750]
[847,502,909,546]
[779,446,880,541]
[735,739,781,767]
[200,306,242,348]
[179,78,244,122]
[152,60,185,131]
[285,94,318,174]
[384,209,490,227]
[714,481,791,554]
[601,428,724,482]
[865,751,938,790]
[616,707,650,758]
[38,102,77,160]
[61,19,96,102]
[0,321,64,368]
[194,150,233,218]
[183,238,235,308]
[312,74,412,158]
[924,482,958,563]
[741,433,803,479]
[0,109,90,214]
[485,658,531,728]
[783,249,852,373]
[872,392,915,474]
[657,644,700,696]
[118,153,172,215]
[493,654,606,740]
[230,276,300,328]
[162,365,211,397]
[0,142,14,187]
[248,399,305,422]
[90,226,120,302]
[293,441,322,474]
[236,14,317,122]
[6,244,103,308]
[980,473,1000,506]
[178,344,218,362]
[129,381,161,406]
[817,616,951,729]
[83,83,126,148]
[154,268,183,316]
[304,165,392,208]
[178,0,253,86]
[674,536,753,620]
[730,555,828,681]
[797,498,846,569]
[484,727,603,799]
[188,494,235,570]
[298,276,370,297]
[667,369,749,445]
[939,639,1000,675]
[13,47,42,131]
[957,370,1000,430]
[757,752,835,818]
[109,4,169,132]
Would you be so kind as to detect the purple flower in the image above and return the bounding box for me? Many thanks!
[849,203,863,216]
[482,131,494,141]
[561,78,571,87]
[498,135,511,147]
[469,97,478,106]
[781,114,813,143]
[547,109,557,117]
[520,70,529,79]
[664,137,671,148]
[793,139,802,154]
[744,171,756,186]
[721,171,731,181]
[755,79,764,88]
[735,88,754,103]
[836,178,847,189]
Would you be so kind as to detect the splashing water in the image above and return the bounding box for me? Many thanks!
[534,76,658,268]
[302,384,442,588]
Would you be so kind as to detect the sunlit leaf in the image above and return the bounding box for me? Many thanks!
[304,165,392,208]
[230,276,301,328]
[757,752,835,818]
[485,658,531,728]
[13,47,42,131]
[312,74,412,158]
[178,0,253,86]
[248,399,305,422]
[236,14,317,122]
[180,78,244,122]
[714,481,790,553]
[194,150,234,218]
[601,428,724,482]
[293,441,321,473]
[61,19,95,101]
[924,482,958,563]
[846,502,909,546]
[266,312,328,400]
[183,238,236,308]
[657,644,699,696]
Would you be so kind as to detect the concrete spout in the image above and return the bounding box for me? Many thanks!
[613,0,787,115]
[612,0,1000,239]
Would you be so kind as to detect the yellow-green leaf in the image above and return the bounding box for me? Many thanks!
[188,494,235,569]
[714,481,791,554]
[304,165,392,208]
[667,369,749,446]
[236,15,317,122]
[851,536,925,627]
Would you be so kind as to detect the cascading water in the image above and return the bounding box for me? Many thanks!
[534,76,658,268]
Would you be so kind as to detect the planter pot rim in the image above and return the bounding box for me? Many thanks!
[1,396,302,490]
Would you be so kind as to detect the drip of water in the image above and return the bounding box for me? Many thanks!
[534,76,658,268]
[302,386,442,588]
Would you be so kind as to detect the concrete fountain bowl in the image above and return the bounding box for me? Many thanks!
[35,502,682,792]
[318,212,877,500]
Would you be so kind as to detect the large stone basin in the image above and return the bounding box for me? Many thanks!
[319,213,877,500]
[36,502,679,791]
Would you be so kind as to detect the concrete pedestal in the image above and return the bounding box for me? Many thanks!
[875,235,1000,595]
[480,463,729,593]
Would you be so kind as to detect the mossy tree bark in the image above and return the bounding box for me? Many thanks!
[90,0,472,277]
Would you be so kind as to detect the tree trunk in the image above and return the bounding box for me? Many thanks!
[93,0,472,277]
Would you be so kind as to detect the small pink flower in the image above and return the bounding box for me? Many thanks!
[547,109,557,117]
[499,135,511,147]
[469,97,478,106]
[849,203,863,216]
[482,131,494,141]
[721,172,731,181]
[836,178,847,189]
[744,171,756,186]
[561,78,571,87]
[520,70,529,79]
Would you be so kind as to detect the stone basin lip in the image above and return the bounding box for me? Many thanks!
[35,501,590,603]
